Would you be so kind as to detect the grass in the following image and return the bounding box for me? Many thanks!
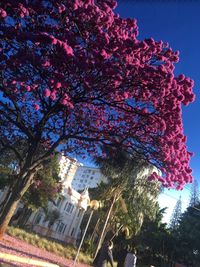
[6,226,92,265]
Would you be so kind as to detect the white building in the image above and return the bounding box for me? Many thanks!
[72,166,107,191]
[57,154,107,191]
[58,154,82,188]
[25,187,90,245]
[0,155,91,245]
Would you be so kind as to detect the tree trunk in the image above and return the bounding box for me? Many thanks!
[0,172,35,239]
[0,194,21,238]
[0,187,12,214]
[0,175,28,217]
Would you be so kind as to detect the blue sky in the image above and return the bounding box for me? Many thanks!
[116,0,200,222]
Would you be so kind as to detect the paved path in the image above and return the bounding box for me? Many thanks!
[0,263,17,267]
[0,252,59,267]
[0,234,90,267]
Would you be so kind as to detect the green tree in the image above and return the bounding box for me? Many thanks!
[91,147,161,256]
[169,197,182,230]
[1,154,62,226]
[22,155,61,210]
[136,207,175,267]
[175,204,200,266]
[189,179,200,207]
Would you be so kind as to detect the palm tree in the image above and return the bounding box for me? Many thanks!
[93,147,161,257]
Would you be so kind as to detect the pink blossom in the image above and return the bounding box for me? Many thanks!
[42,60,51,67]
[72,3,79,10]
[19,3,29,16]
[44,89,51,97]
[179,74,185,81]
[100,49,110,59]
[37,33,58,45]
[0,8,7,18]
[62,43,74,56]
[123,92,129,99]
[55,82,62,89]
[26,85,31,91]
[34,104,40,110]
[49,79,54,84]
[68,102,74,109]
[50,92,57,100]
[58,4,66,13]
[187,151,194,157]
[0,0,195,191]
[176,184,184,190]
[51,38,58,45]
[61,98,68,105]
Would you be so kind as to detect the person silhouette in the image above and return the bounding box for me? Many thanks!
[93,241,114,267]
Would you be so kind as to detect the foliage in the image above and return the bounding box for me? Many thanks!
[0,144,22,189]
[189,179,200,207]
[43,208,61,228]
[0,154,61,211]
[136,203,200,266]
[169,197,182,230]
[0,166,14,189]
[136,207,175,267]
[0,0,195,235]
[22,154,62,211]
[88,148,161,251]
[174,204,200,265]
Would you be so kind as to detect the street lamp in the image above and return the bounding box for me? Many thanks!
[73,200,100,265]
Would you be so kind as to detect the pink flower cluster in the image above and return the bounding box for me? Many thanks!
[0,0,195,189]
[0,8,7,18]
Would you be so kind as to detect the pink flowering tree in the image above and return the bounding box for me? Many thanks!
[0,0,195,238]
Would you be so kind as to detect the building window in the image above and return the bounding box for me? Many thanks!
[56,222,66,234]
[64,201,69,210]
[90,176,94,180]
[71,205,74,213]
[64,202,74,213]
[62,224,67,234]
[35,214,42,224]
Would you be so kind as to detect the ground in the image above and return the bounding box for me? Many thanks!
[0,234,90,267]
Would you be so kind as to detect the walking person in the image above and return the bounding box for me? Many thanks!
[116,245,128,267]
[124,248,137,267]
[93,241,114,267]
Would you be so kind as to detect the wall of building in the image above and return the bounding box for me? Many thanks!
[72,166,107,191]
[26,187,89,245]
[58,154,81,188]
